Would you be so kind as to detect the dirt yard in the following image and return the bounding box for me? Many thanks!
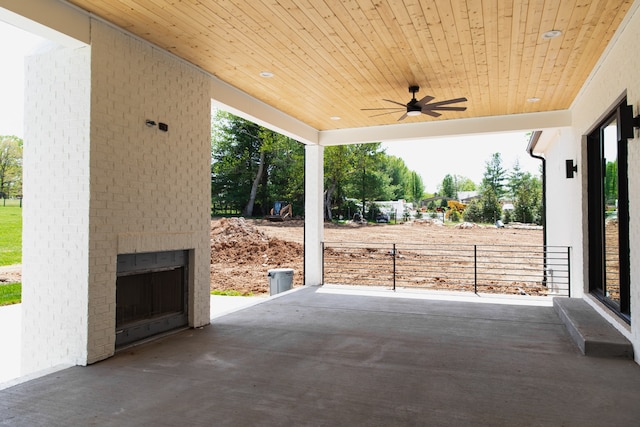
[211,217,543,295]
[0,217,544,296]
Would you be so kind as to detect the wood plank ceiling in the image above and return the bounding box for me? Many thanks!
[66,0,633,131]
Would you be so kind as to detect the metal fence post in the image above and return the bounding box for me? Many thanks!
[392,243,396,291]
[321,242,325,285]
[567,246,571,297]
[474,245,478,294]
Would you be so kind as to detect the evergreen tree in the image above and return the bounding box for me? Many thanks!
[480,186,502,223]
[440,174,457,199]
[513,173,542,224]
[507,159,525,199]
[463,200,483,222]
[406,171,425,205]
[481,152,507,198]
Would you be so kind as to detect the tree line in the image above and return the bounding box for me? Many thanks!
[211,111,424,220]
[0,135,23,200]
[452,153,543,225]
[212,112,543,224]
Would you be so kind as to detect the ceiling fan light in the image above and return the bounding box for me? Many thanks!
[407,110,421,116]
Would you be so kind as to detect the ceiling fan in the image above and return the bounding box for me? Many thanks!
[362,85,467,121]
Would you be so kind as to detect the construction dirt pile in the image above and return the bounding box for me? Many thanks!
[210,217,303,295]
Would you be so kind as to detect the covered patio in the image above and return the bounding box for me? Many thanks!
[2,286,640,425]
[0,1,639,422]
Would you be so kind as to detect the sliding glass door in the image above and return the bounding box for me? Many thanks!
[587,102,630,322]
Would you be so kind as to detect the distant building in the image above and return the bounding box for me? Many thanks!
[457,191,479,204]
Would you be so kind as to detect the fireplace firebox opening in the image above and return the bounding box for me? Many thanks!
[116,250,189,348]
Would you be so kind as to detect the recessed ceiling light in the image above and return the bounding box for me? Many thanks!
[527,97,541,103]
[330,116,341,121]
[259,71,274,78]
[541,30,562,39]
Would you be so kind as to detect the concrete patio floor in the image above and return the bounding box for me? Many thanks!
[1,285,640,426]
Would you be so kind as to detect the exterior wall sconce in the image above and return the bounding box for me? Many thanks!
[566,159,578,178]
[145,119,168,132]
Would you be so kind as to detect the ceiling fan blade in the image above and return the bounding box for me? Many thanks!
[424,97,468,108]
[367,110,405,118]
[421,110,442,117]
[416,95,435,107]
[397,112,408,121]
[361,107,405,111]
[427,106,467,112]
[382,99,407,108]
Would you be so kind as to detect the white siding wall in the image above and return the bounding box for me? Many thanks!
[546,6,640,361]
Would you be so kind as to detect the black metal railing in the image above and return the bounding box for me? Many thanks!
[322,242,571,297]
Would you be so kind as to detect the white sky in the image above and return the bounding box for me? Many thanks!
[1,21,541,191]
[0,21,46,138]
[382,132,541,193]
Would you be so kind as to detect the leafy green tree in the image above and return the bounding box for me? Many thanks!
[481,152,507,198]
[211,111,261,214]
[346,143,393,218]
[324,145,352,220]
[211,111,303,217]
[381,156,424,205]
[455,175,476,191]
[0,135,23,199]
[263,131,305,213]
[382,155,410,200]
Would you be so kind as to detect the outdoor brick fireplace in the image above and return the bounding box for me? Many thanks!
[115,250,189,347]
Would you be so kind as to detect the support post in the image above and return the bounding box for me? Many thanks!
[304,144,324,286]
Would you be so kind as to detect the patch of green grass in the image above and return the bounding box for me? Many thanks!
[0,206,22,266]
[0,283,21,306]
[211,289,254,297]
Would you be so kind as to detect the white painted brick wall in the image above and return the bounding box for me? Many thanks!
[22,45,92,374]
[22,20,212,372]
[87,21,211,364]
[546,6,640,362]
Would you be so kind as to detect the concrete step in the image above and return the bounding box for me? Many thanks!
[553,298,633,359]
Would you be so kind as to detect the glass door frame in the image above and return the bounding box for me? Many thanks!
[586,100,631,323]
